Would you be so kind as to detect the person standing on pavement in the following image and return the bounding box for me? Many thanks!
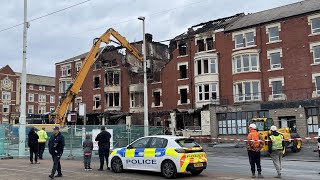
[268,125,284,178]
[95,126,111,171]
[83,134,93,171]
[48,126,65,179]
[247,124,263,178]
[37,127,48,160]
[28,127,39,164]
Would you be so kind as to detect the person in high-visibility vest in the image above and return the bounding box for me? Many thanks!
[268,125,284,178]
[37,127,48,160]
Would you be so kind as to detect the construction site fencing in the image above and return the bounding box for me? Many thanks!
[0,124,165,158]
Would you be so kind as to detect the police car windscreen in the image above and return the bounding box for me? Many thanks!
[176,138,201,148]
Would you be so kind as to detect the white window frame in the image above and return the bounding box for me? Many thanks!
[51,87,55,92]
[130,92,144,108]
[232,52,259,74]
[233,80,261,102]
[177,62,188,80]
[267,48,283,70]
[195,57,217,76]
[312,73,320,97]
[38,105,46,114]
[2,91,11,100]
[308,14,320,35]
[28,93,34,102]
[195,34,216,53]
[93,95,101,110]
[2,104,9,113]
[232,28,256,50]
[29,85,33,90]
[61,64,71,77]
[76,61,82,72]
[28,105,34,114]
[50,106,55,112]
[59,80,72,93]
[38,94,46,103]
[178,85,190,105]
[196,83,218,102]
[310,42,320,64]
[266,23,281,43]
[50,95,55,103]
[268,77,285,100]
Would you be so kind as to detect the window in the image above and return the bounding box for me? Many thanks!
[268,26,280,42]
[234,81,260,102]
[218,112,248,135]
[50,106,55,112]
[28,93,34,102]
[234,34,244,48]
[50,95,55,103]
[94,76,100,88]
[130,137,151,148]
[197,39,205,52]
[105,71,120,85]
[233,54,258,73]
[2,104,9,113]
[76,62,82,72]
[270,52,281,69]
[106,92,120,107]
[178,43,187,56]
[130,92,144,108]
[2,91,11,100]
[271,81,283,98]
[150,138,168,148]
[180,88,188,104]
[245,32,254,46]
[94,95,101,109]
[59,80,72,93]
[39,86,45,91]
[233,30,255,49]
[311,44,320,63]
[309,16,320,34]
[28,105,34,114]
[38,106,46,114]
[197,83,217,101]
[94,62,102,70]
[38,94,46,102]
[306,108,319,133]
[61,64,71,77]
[206,37,214,50]
[29,85,33,90]
[104,59,118,67]
[195,57,217,75]
[153,91,161,107]
[51,88,55,92]
[178,64,187,79]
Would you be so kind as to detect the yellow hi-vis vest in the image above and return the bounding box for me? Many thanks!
[37,130,48,143]
[270,134,283,150]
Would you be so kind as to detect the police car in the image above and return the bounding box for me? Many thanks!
[108,135,207,179]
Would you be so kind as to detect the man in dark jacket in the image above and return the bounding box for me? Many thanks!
[48,126,65,179]
[28,127,39,164]
[95,126,111,171]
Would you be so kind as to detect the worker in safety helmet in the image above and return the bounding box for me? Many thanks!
[247,124,263,178]
[268,125,284,178]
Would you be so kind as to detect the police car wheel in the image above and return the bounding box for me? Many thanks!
[161,160,177,179]
[111,157,123,173]
[190,169,203,176]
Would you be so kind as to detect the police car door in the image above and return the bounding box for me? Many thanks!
[125,137,151,170]
[148,137,168,171]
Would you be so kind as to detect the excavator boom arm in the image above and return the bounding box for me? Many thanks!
[54,28,143,125]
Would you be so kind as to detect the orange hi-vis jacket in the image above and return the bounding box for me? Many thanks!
[247,128,262,152]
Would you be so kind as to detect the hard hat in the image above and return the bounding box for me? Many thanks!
[249,124,257,129]
[270,125,277,131]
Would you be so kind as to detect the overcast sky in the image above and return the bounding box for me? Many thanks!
[0,0,302,77]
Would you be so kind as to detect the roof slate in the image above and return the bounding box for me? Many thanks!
[226,0,320,31]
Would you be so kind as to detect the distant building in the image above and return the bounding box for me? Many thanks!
[0,65,56,124]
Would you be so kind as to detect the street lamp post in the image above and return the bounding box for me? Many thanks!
[138,16,149,136]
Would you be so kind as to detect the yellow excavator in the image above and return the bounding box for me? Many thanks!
[250,118,302,155]
[52,28,143,126]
